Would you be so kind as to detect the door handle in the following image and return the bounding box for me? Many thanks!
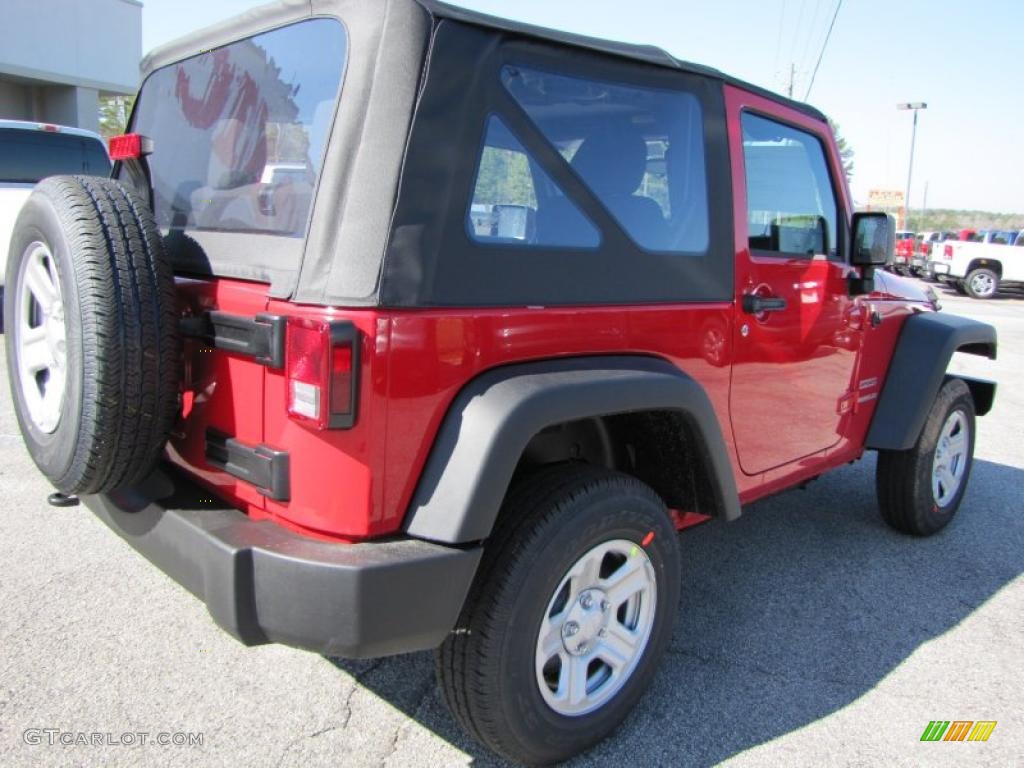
[742,294,788,314]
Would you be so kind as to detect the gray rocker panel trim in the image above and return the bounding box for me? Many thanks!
[403,356,741,544]
[866,311,997,451]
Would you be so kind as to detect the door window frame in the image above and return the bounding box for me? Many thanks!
[735,104,849,265]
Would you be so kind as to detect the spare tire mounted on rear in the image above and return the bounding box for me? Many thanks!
[3,175,179,495]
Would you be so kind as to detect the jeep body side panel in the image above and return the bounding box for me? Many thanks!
[866,312,997,450]
[403,356,741,544]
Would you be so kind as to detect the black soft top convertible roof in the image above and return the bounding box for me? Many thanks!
[418,1,826,121]
[137,0,825,306]
[140,0,824,122]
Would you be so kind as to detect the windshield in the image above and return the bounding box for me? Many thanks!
[129,18,346,238]
[0,129,110,183]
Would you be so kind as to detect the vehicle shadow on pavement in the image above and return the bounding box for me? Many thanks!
[329,456,1023,766]
[931,280,1024,301]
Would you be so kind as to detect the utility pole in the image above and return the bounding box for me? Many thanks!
[897,102,927,230]
[788,63,795,98]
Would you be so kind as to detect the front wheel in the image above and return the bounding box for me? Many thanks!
[436,465,680,765]
[963,268,999,299]
[876,378,975,536]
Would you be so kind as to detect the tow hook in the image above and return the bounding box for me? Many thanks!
[47,492,79,508]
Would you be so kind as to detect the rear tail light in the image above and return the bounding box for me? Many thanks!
[286,318,360,429]
[944,244,953,259]
[108,133,153,161]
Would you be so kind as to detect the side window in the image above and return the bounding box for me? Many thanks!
[467,115,599,247]
[502,65,709,254]
[741,112,839,259]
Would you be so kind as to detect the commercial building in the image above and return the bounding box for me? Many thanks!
[0,0,142,133]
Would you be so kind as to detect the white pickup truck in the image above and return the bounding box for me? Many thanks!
[929,232,1024,298]
[1,120,111,290]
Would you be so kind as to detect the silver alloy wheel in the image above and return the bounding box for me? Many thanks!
[932,410,969,506]
[14,241,68,434]
[535,538,657,717]
[968,271,996,297]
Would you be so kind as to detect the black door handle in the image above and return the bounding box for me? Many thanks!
[742,294,788,314]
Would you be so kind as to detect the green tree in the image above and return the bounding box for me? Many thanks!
[828,119,854,186]
[473,147,537,208]
[98,94,135,138]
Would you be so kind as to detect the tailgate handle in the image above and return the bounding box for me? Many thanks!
[180,312,285,368]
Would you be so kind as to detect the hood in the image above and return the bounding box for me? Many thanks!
[874,270,940,309]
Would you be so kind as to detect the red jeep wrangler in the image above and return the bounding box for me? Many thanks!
[3,1,998,764]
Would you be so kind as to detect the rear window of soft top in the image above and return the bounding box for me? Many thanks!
[128,18,346,238]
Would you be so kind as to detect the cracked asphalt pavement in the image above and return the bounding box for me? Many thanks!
[1,279,1021,767]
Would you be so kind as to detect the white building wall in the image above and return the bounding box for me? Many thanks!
[0,0,141,131]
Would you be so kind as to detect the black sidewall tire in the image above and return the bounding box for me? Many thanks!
[877,379,976,536]
[4,196,85,487]
[964,268,997,299]
[912,391,975,532]
[491,483,680,761]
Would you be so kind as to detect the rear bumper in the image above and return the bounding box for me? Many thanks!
[928,261,951,276]
[82,468,482,658]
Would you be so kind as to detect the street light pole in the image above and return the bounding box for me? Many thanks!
[897,102,927,230]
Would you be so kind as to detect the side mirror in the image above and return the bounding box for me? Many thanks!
[851,212,895,266]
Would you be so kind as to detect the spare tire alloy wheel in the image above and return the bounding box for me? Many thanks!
[14,241,68,434]
[4,175,180,496]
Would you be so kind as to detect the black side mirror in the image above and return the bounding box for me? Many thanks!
[849,212,895,296]
[851,212,895,266]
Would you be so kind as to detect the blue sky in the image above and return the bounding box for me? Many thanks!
[141,0,1024,213]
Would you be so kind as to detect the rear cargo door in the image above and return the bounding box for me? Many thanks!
[168,278,271,511]
[123,19,349,511]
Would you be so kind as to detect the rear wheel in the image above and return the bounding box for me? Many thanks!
[436,464,680,764]
[876,379,975,536]
[963,268,999,299]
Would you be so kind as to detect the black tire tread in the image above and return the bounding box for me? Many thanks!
[436,464,669,763]
[33,175,178,494]
[876,378,974,536]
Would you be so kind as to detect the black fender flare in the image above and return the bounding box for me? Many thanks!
[403,356,741,544]
[866,312,997,451]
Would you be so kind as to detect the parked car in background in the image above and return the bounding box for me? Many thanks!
[911,231,940,275]
[890,230,915,274]
[912,230,960,277]
[930,231,1024,298]
[0,121,111,291]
